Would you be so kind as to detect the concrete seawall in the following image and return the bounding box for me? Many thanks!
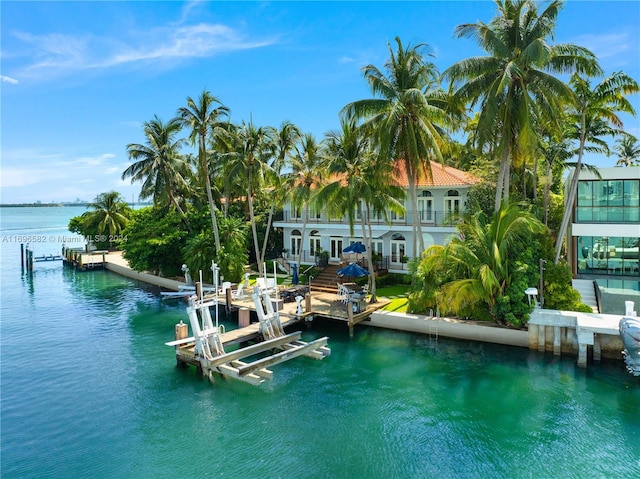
[104,252,184,291]
[369,311,530,347]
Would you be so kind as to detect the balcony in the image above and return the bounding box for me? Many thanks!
[277,210,461,227]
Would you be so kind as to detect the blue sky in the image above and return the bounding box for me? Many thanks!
[2,0,639,204]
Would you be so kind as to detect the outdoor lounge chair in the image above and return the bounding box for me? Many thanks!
[232,283,244,299]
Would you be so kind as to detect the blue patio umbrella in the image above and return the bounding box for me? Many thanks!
[343,242,366,254]
[292,263,299,285]
[337,262,369,278]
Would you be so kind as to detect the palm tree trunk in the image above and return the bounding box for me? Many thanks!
[406,165,424,258]
[204,174,221,252]
[298,205,309,272]
[494,148,510,212]
[171,195,191,233]
[200,138,221,252]
[247,170,263,276]
[260,203,276,271]
[532,156,538,204]
[543,159,551,227]
[362,203,377,303]
[554,124,586,263]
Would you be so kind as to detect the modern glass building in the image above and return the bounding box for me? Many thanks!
[568,167,640,279]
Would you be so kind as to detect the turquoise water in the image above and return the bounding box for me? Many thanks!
[1,207,639,478]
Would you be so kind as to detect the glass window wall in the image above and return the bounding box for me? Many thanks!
[577,235,640,277]
[576,179,640,222]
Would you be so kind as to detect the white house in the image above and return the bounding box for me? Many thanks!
[274,161,481,273]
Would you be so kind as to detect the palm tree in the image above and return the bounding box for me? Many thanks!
[614,134,640,167]
[82,191,132,246]
[260,121,302,267]
[419,202,545,324]
[342,36,450,258]
[320,119,404,302]
[223,119,274,275]
[289,133,326,270]
[554,72,639,263]
[444,0,601,213]
[122,116,190,215]
[177,90,230,253]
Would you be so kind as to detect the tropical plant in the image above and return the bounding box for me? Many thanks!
[414,202,546,326]
[614,134,640,167]
[122,116,190,216]
[554,71,639,263]
[183,215,248,283]
[444,0,600,212]
[260,121,301,267]
[122,206,188,276]
[288,133,326,270]
[542,261,593,312]
[319,118,404,302]
[178,90,230,253]
[68,191,131,249]
[222,119,274,275]
[342,36,450,258]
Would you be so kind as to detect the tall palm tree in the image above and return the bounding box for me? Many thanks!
[289,133,326,270]
[554,72,639,263]
[177,90,230,253]
[261,121,302,267]
[223,119,274,275]
[444,0,601,213]
[82,191,132,244]
[342,36,450,258]
[614,134,640,167]
[122,116,190,215]
[419,202,545,324]
[320,119,404,302]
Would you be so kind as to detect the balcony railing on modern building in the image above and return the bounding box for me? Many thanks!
[277,210,461,227]
[576,206,640,223]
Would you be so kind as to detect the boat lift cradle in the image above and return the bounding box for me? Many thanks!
[166,285,330,385]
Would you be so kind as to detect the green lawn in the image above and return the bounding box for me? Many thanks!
[376,284,411,313]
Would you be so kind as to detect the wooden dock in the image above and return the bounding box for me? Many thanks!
[62,246,107,271]
[224,288,390,336]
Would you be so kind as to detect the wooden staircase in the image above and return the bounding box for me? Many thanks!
[311,264,342,293]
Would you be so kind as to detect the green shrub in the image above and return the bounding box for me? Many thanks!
[543,261,593,312]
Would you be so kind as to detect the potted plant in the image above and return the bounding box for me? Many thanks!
[317,249,329,267]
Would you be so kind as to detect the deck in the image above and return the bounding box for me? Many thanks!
[227,289,390,336]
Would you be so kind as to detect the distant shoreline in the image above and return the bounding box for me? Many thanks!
[0,203,71,208]
[0,203,150,208]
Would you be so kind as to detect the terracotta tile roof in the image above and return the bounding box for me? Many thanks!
[323,160,480,188]
[391,160,481,188]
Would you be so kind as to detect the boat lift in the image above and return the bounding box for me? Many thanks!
[166,266,330,385]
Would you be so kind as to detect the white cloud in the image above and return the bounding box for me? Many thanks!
[570,32,634,64]
[1,75,18,84]
[0,150,117,188]
[13,21,277,79]
[0,166,66,188]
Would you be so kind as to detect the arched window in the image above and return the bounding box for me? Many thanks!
[444,190,461,219]
[290,230,301,256]
[390,234,406,264]
[418,191,433,222]
[309,230,321,256]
